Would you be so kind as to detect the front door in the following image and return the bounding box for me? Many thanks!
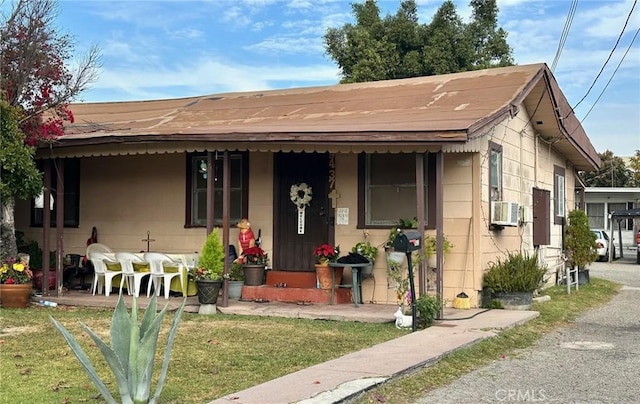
[274,152,333,271]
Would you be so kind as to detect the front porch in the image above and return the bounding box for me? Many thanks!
[34,288,400,323]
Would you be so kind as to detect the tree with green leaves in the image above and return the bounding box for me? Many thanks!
[565,209,598,272]
[580,150,632,187]
[465,0,513,68]
[0,0,100,258]
[323,0,513,83]
[423,0,471,75]
[628,150,640,187]
[0,101,43,259]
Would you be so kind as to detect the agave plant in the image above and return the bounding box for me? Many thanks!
[50,294,185,404]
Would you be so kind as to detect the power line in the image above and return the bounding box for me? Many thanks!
[579,25,640,125]
[567,0,637,116]
[551,0,579,72]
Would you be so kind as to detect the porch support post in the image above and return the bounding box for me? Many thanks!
[42,160,51,296]
[435,151,444,319]
[206,152,214,235]
[220,151,231,307]
[55,159,65,297]
[415,153,426,295]
[615,217,622,261]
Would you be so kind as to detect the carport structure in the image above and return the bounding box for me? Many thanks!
[609,208,640,263]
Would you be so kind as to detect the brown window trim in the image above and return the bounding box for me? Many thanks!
[356,153,435,229]
[31,158,80,228]
[185,152,249,228]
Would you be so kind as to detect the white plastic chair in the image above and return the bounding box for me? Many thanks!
[144,252,185,299]
[115,252,150,298]
[90,252,122,297]
[86,243,113,259]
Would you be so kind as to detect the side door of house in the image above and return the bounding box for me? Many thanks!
[274,152,333,271]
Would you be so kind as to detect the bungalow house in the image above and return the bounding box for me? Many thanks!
[14,63,600,307]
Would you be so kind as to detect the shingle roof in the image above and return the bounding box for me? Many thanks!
[54,63,599,170]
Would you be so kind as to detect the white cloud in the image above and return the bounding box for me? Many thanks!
[245,35,324,55]
[223,6,253,27]
[86,57,340,102]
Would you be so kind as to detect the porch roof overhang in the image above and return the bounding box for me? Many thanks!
[39,63,600,170]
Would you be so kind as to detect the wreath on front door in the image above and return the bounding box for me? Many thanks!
[290,183,313,209]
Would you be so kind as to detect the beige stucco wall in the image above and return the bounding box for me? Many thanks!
[475,107,575,303]
[14,154,248,257]
[331,152,478,306]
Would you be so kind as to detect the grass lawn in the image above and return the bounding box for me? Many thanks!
[0,303,404,403]
[353,277,621,403]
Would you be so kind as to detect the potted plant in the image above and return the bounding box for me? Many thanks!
[351,239,378,279]
[313,243,340,290]
[226,261,244,300]
[16,233,57,291]
[424,234,454,268]
[193,229,225,305]
[387,258,410,313]
[564,209,598,285]
[483,251,547,310]
[384,227,406,271]
[241,246,268,286]
[351,241,378,264]
[0,255,34,308]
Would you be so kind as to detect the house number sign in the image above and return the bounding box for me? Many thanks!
[290,183,312,235]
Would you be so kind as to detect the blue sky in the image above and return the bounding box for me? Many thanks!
[52,0,639,156]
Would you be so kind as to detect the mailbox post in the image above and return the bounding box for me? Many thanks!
[393,230,422,332]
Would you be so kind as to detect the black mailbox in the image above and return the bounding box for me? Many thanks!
[393,230,422,253]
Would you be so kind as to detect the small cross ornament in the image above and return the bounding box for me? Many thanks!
[328,189,341,209]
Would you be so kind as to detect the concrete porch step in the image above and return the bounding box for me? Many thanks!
[265,270,317,288]
[241,285,354,305]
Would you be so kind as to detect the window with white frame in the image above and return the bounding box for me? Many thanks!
[554,165,565,225]
[489,142,503,201]
[186,153,247,227]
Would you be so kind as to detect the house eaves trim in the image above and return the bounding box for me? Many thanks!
[37,138,467,159]
[543,69,600,170]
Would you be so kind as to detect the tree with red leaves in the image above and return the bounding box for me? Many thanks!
[1,0,100,258]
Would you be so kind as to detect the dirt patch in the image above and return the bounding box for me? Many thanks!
[0,326,39,336]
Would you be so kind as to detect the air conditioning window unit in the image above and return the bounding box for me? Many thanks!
[491,201,520,227]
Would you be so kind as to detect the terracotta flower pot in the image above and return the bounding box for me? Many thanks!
[0,283,33,308]
[315,264,342,290]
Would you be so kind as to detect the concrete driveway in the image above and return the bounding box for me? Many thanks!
[415,255,640,403]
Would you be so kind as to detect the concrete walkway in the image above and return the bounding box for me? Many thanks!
[211,307,539,404]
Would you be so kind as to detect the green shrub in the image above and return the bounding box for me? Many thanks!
[228,261,244,281]
[483,251,547,293]
[197,228,225,280]
[565,209,598,270]
[415,294,442,329]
